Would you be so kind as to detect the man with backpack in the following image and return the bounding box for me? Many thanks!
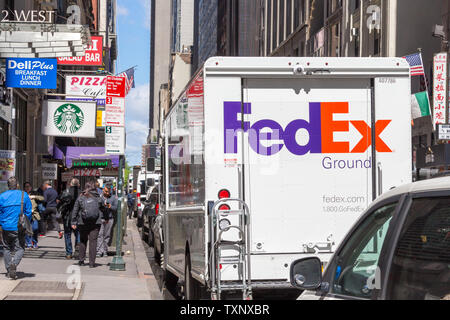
[0,177,32,280]
[71,181,105,268]
[58,178,81,260]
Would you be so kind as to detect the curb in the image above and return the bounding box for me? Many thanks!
[128,219,163,300]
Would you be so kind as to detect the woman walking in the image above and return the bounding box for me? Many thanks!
[71,181,105,268]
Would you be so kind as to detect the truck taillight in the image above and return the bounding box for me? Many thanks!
[219,204,230,211]
[218,189,230,199]
[155,203,159,215]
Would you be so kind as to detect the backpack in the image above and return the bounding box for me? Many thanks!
[81,196,101,222]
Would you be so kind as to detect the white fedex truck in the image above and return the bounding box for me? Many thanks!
[161,57,412,300]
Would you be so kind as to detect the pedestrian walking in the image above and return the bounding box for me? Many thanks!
[23,182,43,250]
[42,181,63,238]
[0,177,32,280]
[127,191,135,219]
[97,185,117,258]
[71,181,105,268]
[58,178,81,260]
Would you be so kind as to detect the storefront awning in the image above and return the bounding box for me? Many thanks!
[54,146,119,169]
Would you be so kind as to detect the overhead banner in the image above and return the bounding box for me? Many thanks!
[66,75,107,106]
[6,58,57,89]
[0,150,15,194]
[433,53,448,128]
[42,100,97,138]
[57,36,103,66]
[105,126,125,155]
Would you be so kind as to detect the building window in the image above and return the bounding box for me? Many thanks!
[0,119,9,150]
[373,29,381,56]
[272,0,278,51]
[267,0,272,55]
[279,0,285,44]
[286,0,292,37]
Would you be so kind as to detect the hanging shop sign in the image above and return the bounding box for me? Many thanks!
[73,168,101,177]
[42,100,96,138]
[96,108,106,128]
[42,163,58,180]
[57,36,103,66]
[73,159,111,168]
[0,71,12,123]
[105,126,125,155]
[0,150,15,194]
[6,58,57,89]
[61,171,74,183]
[66,75,107,106]
[433,53,448,128]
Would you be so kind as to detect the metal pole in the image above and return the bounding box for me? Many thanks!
[110,155,126,271]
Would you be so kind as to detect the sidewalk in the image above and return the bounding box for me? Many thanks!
[0,218,162,300]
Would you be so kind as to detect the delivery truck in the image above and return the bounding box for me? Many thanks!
[161,57,412,300]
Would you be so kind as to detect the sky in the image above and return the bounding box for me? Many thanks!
[116,0,151,166]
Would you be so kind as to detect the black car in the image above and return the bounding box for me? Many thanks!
[291,177,450,300]
[141,186,162,259]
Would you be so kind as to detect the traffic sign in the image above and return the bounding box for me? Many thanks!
[105,126,125,155]
[105,96,125,127]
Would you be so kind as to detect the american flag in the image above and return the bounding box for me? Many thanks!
[117,67,135,96]
[403,53,425,76]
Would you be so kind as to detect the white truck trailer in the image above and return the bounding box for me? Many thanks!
[161,57,412,300]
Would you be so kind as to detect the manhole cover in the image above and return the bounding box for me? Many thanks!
[4,281,80,300]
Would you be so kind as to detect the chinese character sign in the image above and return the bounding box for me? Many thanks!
[433,53,448,128]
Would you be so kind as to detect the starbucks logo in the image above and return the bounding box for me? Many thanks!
[53,104,84,134]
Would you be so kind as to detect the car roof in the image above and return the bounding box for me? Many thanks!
[372,176,450,207]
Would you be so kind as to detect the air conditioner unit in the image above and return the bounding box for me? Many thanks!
[351,28,359,37]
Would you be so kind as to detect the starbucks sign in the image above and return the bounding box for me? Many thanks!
[53,103,85,134]
[42,100,96,138]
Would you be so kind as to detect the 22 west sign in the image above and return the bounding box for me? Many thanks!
[42,101,96,138]
[6,58,57,89]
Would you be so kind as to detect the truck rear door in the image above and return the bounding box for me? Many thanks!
[240,78,373,262]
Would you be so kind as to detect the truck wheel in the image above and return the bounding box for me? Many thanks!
[184,254,201,300]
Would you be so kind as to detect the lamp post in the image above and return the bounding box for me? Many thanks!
[110,154,126,271]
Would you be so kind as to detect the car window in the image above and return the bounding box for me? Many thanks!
[331,203,397,299]
[387,197,450,300]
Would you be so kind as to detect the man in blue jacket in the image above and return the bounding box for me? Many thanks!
[0,177,32,280]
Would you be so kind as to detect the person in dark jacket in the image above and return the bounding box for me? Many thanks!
[58,178,81,259]
[127,191,135,219]
[71,181,105,268]
[42,180,62,238]
[0,177,32,280]
[96,185,118,257]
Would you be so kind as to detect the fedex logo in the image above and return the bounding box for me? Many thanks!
[224,101,392,156]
